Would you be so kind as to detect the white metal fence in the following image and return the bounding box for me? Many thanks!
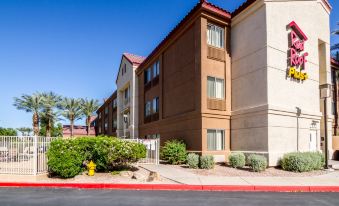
[0,136,51,175]
[124,138,160,165]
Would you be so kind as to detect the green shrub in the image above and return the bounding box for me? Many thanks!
[248,154,267,172]
[160,140,187,165]
[281,152,324,172]
[187,153,199,169]
[200,155,214,169]
[47,138,83,178]
[228,152,246,168]
[47,136,146,178]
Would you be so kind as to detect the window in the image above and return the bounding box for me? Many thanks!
[144,68,151,84]
[152,97,159,113]
[122,64,126,76]
[207,23,224,48]
[207,129,225,151]
[124,87,130,101]
[105,107,108,115]
[104,121,108,132]
[99,112,102,119]
[113,118,117,128]
[207,76,224,99]
[153,61,160,78]
[145,101,152,117]
[113,99,117,108]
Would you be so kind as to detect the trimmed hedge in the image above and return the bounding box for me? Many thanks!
[248,154,267,172]
[187,153,199,169]
[47,136,146,178]
[228,152,246,168]
[281,152,324,172]
[200,155,214,169]
[160,140,187,165]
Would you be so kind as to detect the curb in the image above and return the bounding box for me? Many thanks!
[0,183,339,192]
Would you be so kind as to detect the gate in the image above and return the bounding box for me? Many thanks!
[125,138,160,165]
[0,136,51,175]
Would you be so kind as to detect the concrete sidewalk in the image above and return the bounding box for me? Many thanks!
[140,164,339,186]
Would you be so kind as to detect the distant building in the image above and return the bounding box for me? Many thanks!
[62,116,97,137]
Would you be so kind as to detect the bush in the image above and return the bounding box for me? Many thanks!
[187,153,199,169]
[200,155,214,169]
[281,152,324,172]
[248,154,267,172]
[47,136,146,178]
[160,140,187,165]
[228,152,246,168]
[47,138,83,178]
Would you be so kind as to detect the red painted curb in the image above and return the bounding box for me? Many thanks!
[0,182,338,192]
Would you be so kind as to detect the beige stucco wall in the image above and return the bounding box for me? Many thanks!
[231,0,331,165]
[116,57,139,138]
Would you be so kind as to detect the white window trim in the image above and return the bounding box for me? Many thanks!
[207,76,225,99]
[207,129,225,151]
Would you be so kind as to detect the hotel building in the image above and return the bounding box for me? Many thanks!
[96,91,117,136]
[98,0,336,165]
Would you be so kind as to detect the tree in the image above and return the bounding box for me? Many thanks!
[80,98,100,136]
[13,93,43,136]
[16,127,33,136]
[331,22,339,60]
[0,127,17,136]
[39,122,63,137]
[40,92,61,137]
[59,97,82,137]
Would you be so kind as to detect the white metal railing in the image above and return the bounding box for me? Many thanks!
[124,138,160,165]
[0,136,51,175]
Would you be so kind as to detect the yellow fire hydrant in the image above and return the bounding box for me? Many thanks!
[87,161,96,176]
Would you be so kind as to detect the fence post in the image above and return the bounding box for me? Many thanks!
[33,136,38,175]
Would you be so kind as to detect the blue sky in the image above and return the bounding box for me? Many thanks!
[0,0,338,129]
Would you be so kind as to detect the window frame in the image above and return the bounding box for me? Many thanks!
[207,23,225,49]
[207,76,225,99]
[207,129,225,151]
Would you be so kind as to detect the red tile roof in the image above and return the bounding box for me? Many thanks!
[331,57,339,68]
[136,0,231,73]
[123,53,146,65]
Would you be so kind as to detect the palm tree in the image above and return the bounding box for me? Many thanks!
[59,97,82,137]
[331,22,339,60]
[40,92,61,137]
[80,98,100,136]
[13,93,43,136]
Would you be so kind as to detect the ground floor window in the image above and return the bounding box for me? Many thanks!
[207,129,224,151]
[145,134,160,139]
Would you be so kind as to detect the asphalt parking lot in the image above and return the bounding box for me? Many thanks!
[0,188,338,206]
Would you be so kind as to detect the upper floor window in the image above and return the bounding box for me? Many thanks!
[145,101,152,117]
[152,97,159,113]
[207,129,225,151]
[122,64,127,76]
[99,112,102,119]
[207,23,224,49]
[153,61,160,78]
[124,87,130,100]
[144,68,152,84]
[113,98,117,108]
[207,76,224,99]
[104,107,108,115]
